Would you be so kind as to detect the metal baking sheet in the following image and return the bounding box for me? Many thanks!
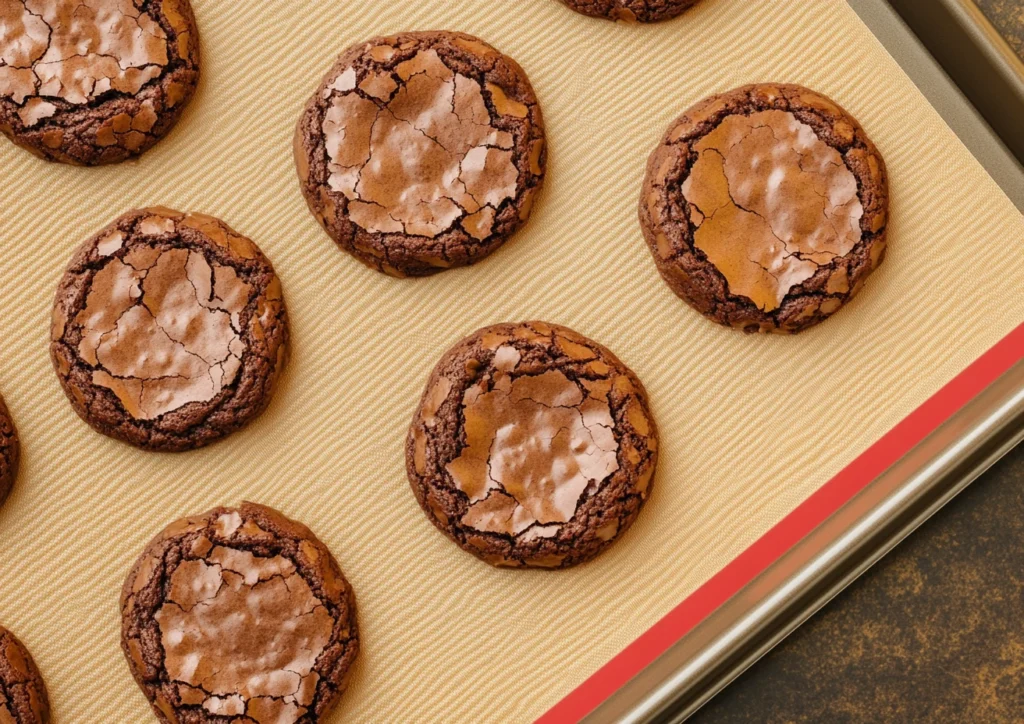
[571,1,1024,720]
[889,0,1024,170]
[0,1,1022,722]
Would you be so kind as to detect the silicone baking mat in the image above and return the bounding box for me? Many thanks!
[0,0,1022,721]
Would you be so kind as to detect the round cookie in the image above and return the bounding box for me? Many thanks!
[0,396,18,509]
[407,321,658,569]
[50,207,288,452]
[639,84,889,334]
[295,31,546,277]
[0,0,200,165]
[0,626,50,723]
[559,0,700,22]
[121,502,359,724]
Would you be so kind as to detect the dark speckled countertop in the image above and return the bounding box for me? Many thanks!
[694,446,1024,722]
[978,0,1024,55]
[692,3,1024,721]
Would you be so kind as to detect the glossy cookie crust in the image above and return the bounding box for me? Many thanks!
[50,208,288,452]
[0,0,201,165]
[0,397,18,509]
[295,31,546,277]
[120,503,359,724]
[640,84,889,334]
[560,0,700,22]
[0,626,50,724]
[407,321,658,569]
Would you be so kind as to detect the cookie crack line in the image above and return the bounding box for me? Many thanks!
[696,138,853,261]
[0,627,49,723]
[299,32,544,276]
[410,323,656,568]
[1,0,199,163]
[732,119,858,248]
[644,85,885,332]
[80,252,245,413]
[325,62,517,239]
[52,209,287,451]
[2,2,172,106]
[123,505,357,724]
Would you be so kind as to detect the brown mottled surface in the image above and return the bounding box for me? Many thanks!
[976,0,1024,57]
[51,207,289,452]
[0,626,49,723]
[0,0,200,165]
[693,442,1024,722]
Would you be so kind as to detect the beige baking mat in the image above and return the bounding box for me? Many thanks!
[0,0,1022,721]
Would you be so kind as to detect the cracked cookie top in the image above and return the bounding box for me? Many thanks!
[0,0,200,165]
[121,503,359,724]
[640,84,889,334]
[559,0,700,23]
[0,626,49,724]
[295,31,546,277]
[407,321,658,569]
[0,397,17,510]
[50,208,288,452]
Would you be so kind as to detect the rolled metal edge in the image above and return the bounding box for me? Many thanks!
[887,0,1024,169]
[592,357,1024,723]
[578,3,1024,721]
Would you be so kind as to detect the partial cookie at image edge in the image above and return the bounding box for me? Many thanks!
[120,502,359,724]
[0,396,18,509]
[0,625,50,723]
[0,0,201,165]
[559,0,701,23]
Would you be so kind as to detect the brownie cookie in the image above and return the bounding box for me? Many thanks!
[295,31,546,277]
[640,84,889,334]
[121,502,359,724]
[0,626,50,723]
[560,0,700,22]
[407,321,658,569]
[0,397,18,510]
[50,208,288,452]
[0,0,200,165]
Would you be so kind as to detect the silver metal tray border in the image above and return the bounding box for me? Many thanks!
[888,0,1024,175]
[590,358,1024,723]
[860,0,1024,212]
[581,1,1024,720]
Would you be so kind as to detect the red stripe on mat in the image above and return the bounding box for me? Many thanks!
[538,321,1024,724]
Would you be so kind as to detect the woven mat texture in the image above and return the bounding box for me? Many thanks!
[0,0,1022,721]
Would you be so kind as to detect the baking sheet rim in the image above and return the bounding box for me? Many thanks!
[532,0,1024,717]
[538,321,1024,722]
[2,1,1024,724]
